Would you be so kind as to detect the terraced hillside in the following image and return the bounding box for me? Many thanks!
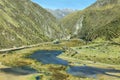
[0,0,60,49]
[60,0,120,42]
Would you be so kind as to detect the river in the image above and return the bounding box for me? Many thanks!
[30,50,120,78]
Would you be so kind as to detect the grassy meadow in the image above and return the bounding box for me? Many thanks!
[0,40,120,80]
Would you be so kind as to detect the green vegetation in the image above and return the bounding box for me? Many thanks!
[1,0,120,49]
[0,42,94,80]
[0,0,61,49]
[60,41,120,65]
[90,0,120,8]
[60,0,120,42]
[0,0,120,80]
[0,40,120,80]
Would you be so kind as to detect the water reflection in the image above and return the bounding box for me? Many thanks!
[30,50,120,78]
[30,50,68,65]
[0,66,36,75]
[67,66,120,78]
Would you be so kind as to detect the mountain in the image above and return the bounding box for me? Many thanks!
[60,0,120,41]
[90,0,120,8]
[47,8,76,19]
[0,0,60,49]
[1,0,120,49]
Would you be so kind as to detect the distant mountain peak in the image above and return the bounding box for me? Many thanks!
[46,8,77,19]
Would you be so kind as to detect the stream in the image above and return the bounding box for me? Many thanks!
[30,50,120,78]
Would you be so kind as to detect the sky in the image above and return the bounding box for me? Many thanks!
[32,0,97,10]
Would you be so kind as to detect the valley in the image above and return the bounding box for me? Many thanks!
[0,0,120,80]
[0,40,120,80]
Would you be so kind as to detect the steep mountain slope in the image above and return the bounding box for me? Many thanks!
[60,0,120,41]
[90,0,120,8]
[0,0,60,49]
[47,8,76,19]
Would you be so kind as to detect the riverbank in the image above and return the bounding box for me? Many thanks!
[0,40,120,80]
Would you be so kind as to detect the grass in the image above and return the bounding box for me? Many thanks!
[0,0,61,49]
[60,2,120,41]
[60,41,120,65]
[58,42,120,80]
[0,41,77,80]
[0,40,120,80]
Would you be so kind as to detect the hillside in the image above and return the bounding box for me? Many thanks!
[60,0,120,42]
[90,0,120,8]
[0,0,60,49]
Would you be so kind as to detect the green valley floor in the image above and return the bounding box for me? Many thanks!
[0,40,120,80]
